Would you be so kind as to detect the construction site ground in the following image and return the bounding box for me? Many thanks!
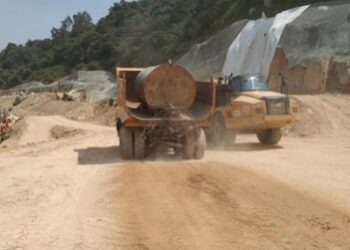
[1,94,350,249]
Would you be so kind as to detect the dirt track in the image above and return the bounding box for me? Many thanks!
[1,116,350,250]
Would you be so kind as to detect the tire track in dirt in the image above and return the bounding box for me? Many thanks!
[0,116,122,250]
[1,116,350,250]
[111,161,350,250]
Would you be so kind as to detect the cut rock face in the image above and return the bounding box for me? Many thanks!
[179,2,350,94]
[271,2,350,94]
[326,59,350,92]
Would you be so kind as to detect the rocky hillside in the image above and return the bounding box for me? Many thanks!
[270,1,350,93]
[0,0,326,90]
[178,1,350,94]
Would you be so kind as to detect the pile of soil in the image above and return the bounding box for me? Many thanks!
[0,95,17,111]
[0,117,26,150]
[50,125,84,139]
[3,92,116,127]
[0,92,116,150]
[10,93,94,121]
[284,94,350,138]
[3,91,349,146]
[92,99,116,127]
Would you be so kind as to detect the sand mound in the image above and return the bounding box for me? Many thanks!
[0,117,25,150]
[50,125,84,139]
[3,87,349,141]
[2,92,115,127]
[10,92,94,121]
[92,99,116,127]
[18,116,89,146]
[0,95,17,111]
[285,94,350,138]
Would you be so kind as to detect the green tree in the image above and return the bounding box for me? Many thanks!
[0,0,335,90]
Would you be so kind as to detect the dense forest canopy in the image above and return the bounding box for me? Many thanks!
[0,0,327,89]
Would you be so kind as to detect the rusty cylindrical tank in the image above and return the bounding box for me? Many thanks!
[134,64,196,109]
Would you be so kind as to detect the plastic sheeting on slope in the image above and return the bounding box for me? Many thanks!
[222,5,310,79]
[177,20,248,81]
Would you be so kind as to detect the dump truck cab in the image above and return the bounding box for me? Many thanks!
[208,74,299,145]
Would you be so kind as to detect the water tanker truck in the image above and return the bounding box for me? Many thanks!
[116,64,215,160]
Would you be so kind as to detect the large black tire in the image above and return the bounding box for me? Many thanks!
[183,132,195,159]
[119,126,134,159]
[134,128,146,160]
[193,128,206,159]
[210,113,236,147]
[257,128,282,145]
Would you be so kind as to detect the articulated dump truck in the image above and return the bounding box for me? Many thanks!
[116,64,215,160]
[207,74,299,146]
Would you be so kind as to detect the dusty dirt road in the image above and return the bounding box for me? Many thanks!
[1,116,350,250]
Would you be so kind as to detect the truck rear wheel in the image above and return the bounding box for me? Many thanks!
[183,132,195,159]
[210,113,236,147]
[194,128,206,159]
[134,128,146,160]
[119,126,134,159]
[257,128,282,145]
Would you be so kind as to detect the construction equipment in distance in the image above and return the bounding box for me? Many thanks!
[116,64,215,160]
[207,74,299,146]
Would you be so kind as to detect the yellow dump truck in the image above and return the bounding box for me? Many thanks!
[207,74,299,145]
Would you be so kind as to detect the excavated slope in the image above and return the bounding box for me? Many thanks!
[179,2,350,94]
[269,2,350,93]
[177,20,248,81]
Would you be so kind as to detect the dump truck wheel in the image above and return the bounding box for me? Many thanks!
[210,113,236,146]
[134,128,146,160]
[193,128,206,159]
[210,113,225,145]
[257,128,282,145]
[119,126,134,159]
[183,132,195,159]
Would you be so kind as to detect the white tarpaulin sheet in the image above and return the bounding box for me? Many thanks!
[222,5,310,79]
